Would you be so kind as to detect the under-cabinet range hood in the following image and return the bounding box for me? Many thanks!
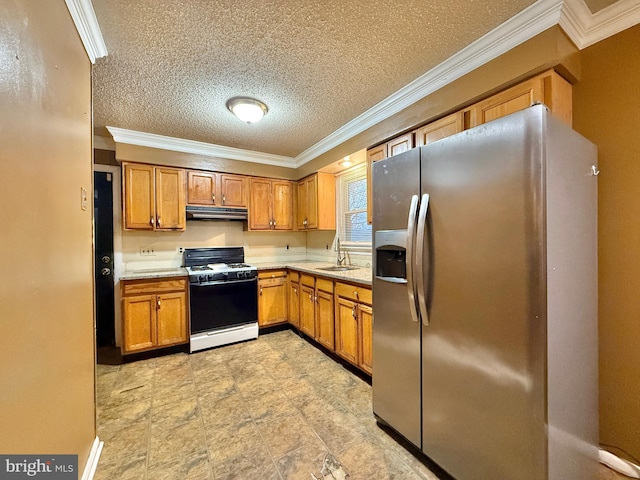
[186,205,248,221]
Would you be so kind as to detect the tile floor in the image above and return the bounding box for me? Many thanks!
[95,329,626,480]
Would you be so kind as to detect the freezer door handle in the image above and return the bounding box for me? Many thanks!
[406,194,420,323]
[416,193,430,326]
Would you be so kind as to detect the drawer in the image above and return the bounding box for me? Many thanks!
[316,277,334,293]
[258,270,287,279]
[300,274,315,288]
[288,270,299,282]
[122,278,187,296]
[259,276,286,287]
[335,282,372,305]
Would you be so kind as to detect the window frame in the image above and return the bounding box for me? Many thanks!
[336,163,372,253]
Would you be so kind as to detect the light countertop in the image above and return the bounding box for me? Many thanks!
[120,267,188,281]
[253,261,372,286]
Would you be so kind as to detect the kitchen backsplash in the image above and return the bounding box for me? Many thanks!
[121,222,371,271]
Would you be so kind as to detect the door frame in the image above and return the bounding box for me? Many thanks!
[93,163,123,347]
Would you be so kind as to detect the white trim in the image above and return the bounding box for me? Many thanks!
[65,0,107,64]
[561,0,640,49]
[106,127,297,169]
[81,436,104,480]
[293,0,565,167]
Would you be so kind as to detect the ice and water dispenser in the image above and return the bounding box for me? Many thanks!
[374,230,407,282]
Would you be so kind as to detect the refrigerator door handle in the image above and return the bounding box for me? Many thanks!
[406,194,420,323]
[416,193,430,326]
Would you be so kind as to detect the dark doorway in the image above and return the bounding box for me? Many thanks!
[94,171,115,347]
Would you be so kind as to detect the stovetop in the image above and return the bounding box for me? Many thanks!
[183,247,257,284]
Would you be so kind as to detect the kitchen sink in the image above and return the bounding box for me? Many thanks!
[317,266,361,272]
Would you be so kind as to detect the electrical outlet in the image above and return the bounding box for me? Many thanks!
[140,246,156,256]
[177,246,185,254]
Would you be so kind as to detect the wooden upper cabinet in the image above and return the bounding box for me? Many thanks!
[187,171,217,206]
[387,132,413,157]
[272,180,293,230]
[248,178,293,231]
[464,69,572,128]
[297,172,335,230]
[124,163,155,230]
[415,112,464,147]
[123,163,185,231]
[155,167,186,231]
[220,174,248,208]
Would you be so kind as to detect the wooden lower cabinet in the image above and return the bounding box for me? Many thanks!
[315,284,334,350]
[299,283,316,337]
[335,282,373,375]
[258,270,288,327]
[288,272,300,329]
[121,277,188,354]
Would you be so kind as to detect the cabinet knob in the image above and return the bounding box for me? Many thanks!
[354,291,358,298]
[150,217,155,226]
[273,220,277,227]
[212,194,216,204]
[352,305,357,319]
[222,195,226,204]
[294,287,297,295]
[156,216,161,227]
[260,287,263,295]
[157,299,161,309]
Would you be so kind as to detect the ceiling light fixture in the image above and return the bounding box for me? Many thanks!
[226,97,268,124]
[339,156,353,168]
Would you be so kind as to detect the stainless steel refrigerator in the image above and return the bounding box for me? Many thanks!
[372,105,599,480]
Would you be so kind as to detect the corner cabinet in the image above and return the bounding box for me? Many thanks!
[257,270,288,327]
[123,163,186,231]
[121,277,188,354]
[297,173,336,230]
[248,178,294,231]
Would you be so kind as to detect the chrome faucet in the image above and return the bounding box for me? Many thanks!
[336,237,346,266]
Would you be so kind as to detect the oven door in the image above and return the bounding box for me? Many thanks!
[189,277,258,334]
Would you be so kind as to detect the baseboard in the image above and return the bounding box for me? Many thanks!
[81,436,104,480]
[599,449,640,479]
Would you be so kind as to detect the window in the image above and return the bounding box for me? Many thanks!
[336,163,372,250]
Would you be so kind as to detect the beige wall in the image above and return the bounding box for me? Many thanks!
[573,24,640,461]
[0,0,96,465]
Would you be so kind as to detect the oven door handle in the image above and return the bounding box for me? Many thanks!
[190,278,257,287]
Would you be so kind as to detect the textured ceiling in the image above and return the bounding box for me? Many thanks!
[92,0,536,158]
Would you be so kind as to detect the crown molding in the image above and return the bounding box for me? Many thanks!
[65,0,108,63]
[561,0,640,49]
[107,127,297,168]
[293,0,564,167]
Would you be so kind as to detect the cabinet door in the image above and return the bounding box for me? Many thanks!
[466,77,544,128]
[288,280,300,329]
[123,163,155,230]
[387,132,413,157]
[258,276,287,326]
[156,291,188,346]
[315,289,335,350]
[220,174,247,208]
[249,178,273,230]
[335,297,358,365]
[305,176,319,229]
[187,170,217,206]
[155,167,186,231]
[359,304,373,375]
[272,180,293,230]
[296,179,308,229]
[415,112,463,147]
[299,284,316,337]
[366,145,387,225]
[122,294,156,353]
